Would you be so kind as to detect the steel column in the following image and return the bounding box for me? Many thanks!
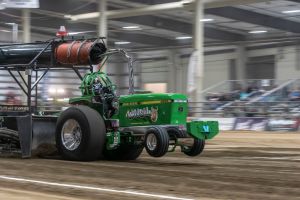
[22,9,31,43]
[98,0,107,72]
[194,0,204,106]
[167,50,177,93]
[22,9,31,105]
[12,23,18,42]
[98,0,107,40]
[26,69,32,114]
[236,44,247,80]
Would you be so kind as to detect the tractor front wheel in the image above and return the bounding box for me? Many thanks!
[183,138,205,157]
[144,126,169,157]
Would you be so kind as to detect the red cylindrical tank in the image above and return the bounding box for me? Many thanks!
[55,41,106,65]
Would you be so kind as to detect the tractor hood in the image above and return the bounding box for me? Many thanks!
[117,93,188,127]
[119,93,187,104]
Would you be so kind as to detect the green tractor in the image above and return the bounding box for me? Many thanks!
[0,38,219,161]
[56,50,219,161]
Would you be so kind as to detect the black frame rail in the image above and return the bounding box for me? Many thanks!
[0,39,95,116]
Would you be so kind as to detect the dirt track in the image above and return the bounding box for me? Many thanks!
[0,131,300,200]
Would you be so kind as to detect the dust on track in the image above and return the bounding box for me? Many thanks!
[0,131,299,200]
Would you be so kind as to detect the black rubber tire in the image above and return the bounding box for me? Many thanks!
[0,128,20,149]
[103,144,144,160]
[55,105,106,161]
[145,126,169,157]
[183,138,205,157]
[166,127,186,138]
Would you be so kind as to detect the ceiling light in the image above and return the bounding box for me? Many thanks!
[5,23,15,25]
[122,26,141,30]
[68,31,95,35]
[200,18,214,22]
[176,36,192,40]
[0,30,11,33]
[248,30,268,34]
[0,2,5,9]
[114,41,131,45]
[282,10,300,14]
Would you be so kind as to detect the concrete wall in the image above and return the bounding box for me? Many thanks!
[139,45,300,94]
[248,46,300,81]
[139,50,235,94]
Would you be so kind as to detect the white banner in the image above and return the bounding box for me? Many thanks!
[187,51,198,94]
[200,118,235,131]
[3,0,39,8]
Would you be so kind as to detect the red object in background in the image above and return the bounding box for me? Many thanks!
[56,26,68,37]
[5,91,21,105]
[55,41,96,65]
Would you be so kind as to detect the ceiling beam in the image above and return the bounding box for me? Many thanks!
[116,15,245,41]
[206,7,300,33]
[65,0,273,20]
[115,0,274,8]
[124,0,274,7]
[288,0,300,3]
[109,32,176,46]
[0,10,177,47]
[34,1,245,41]
[39,0,97,14]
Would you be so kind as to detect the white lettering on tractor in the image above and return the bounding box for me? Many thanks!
[126,107,158,122]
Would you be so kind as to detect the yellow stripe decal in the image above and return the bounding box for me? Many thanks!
[122,100,172,106]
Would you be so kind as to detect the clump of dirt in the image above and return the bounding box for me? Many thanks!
[31,144,58,158]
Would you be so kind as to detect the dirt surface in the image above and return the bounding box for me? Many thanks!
[0,131,300,200]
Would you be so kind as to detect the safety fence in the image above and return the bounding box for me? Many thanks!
[198,117,300,132]
[189,101,300,117]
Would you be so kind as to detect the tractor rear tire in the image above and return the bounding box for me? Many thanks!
[103,144,144,160]
[56,105,106,161]
[183,138,205,157]
[145,126,169,157]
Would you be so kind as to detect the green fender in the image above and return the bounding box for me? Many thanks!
[187,120,219,140]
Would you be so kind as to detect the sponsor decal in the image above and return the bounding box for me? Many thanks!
[202,125,210,133]
[0,105,29,112]
[200,118,235,131]
[267,118,300,131]
[126,107,158,122]
[233,117,268,131]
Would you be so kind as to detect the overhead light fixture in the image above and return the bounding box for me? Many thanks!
[200,18,214,22]
[0,29,11,33]
[248,30,268,34]
[64,13,98,21]
[68,31,95,35]
[5,23,15,25]
[114,41,131,45]
[122,26,141,30]
[176,36,192,40]
[282,10,300,14]
[0,2,5,10]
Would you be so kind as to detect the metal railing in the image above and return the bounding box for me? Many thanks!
[189,100,300,118]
